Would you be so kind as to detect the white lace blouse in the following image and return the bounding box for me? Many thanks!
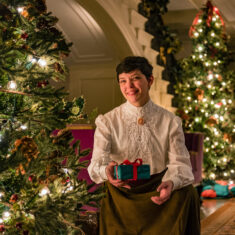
[87,99,194,191]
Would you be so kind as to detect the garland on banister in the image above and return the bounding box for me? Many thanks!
[138,0,181,102]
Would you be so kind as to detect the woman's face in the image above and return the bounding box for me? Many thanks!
[118,69,153,107]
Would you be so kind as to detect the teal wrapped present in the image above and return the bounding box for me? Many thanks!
[114,159,150,180]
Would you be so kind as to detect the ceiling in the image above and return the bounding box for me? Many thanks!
[164,0,235,58]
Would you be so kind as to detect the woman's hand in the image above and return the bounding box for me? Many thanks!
[105,161,131,189]
[151,180,173,205]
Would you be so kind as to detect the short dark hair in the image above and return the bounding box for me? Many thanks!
[116,56,153,82]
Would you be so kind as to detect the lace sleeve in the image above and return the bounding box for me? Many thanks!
[162,116,194,191]
[87,115,111,184]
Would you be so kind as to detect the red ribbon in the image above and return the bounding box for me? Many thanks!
[189,0,225,38]
[116,158,143,181]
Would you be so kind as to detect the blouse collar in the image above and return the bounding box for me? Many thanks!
[124,99,153,116]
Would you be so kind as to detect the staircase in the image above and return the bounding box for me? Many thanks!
[120,0,176,113]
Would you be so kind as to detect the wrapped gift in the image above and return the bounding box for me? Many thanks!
[114,159,150,180]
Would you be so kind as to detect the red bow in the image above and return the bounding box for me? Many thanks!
[121,158,143,180]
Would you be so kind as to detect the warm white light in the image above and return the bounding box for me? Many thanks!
[205,112,209,117]
[214,103,220,108]
[0,192,4,198]
[198,28,203,32]
[231,170,235,174]
[17,7,24,13]
[208,84,212,89]
[21,125,27,130]
[0,218,3,223]
[195,117,199,122]
[214,114,219,119]
[224,172,228,177]
[222,99,226,105]
[3,211,10,220]
[228,99,232,104]
[208,74,213,80]
[219,116,224,121]
[223,158,227,163]
[205,137,210,141]
[198,19,202,23]
[229,180,234,184]
[215,42,220,47]
[201,109,205,113]
[213,61,218,65]
[196,81,202,86]
[38,59,47,67]
[199,54,203,59]
[222,82,226,86]
[210,173,216,179]
[215,142,218,146]
[194,32,199,37]
[211,101,214,105]
[218,60,221,64]
[39,187,50,197]
[8,81,17,90]
[185,110,189,114]
[187,96,191,101]
[205,62,210,66]
[212,17,217,22]
[206,148,209,152]
[192,55,196,59]
[198,46,203,51]
[211,32,215,37]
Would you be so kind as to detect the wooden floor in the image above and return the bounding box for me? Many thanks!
[200,198,229,220]
[201,198,235,234]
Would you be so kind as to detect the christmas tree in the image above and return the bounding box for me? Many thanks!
[175,1,235,181]
[0,0,102,234]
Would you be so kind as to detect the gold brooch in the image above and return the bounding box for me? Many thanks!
[138,117,144,125]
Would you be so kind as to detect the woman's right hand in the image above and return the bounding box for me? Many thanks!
[105,161,131,189]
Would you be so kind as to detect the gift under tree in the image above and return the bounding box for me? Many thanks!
[0,0,102,234]
[175,0,235,181]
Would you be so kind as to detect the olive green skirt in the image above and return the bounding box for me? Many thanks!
[99,170,200,235]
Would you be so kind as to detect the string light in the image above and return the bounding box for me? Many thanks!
[0,218,3,223]
[7,81,17,90]
[211,32,215,37]
[213,61,218,65]
[194,32,199,37]
[215,42,220,47]
[38,59,47,67]
[231,170,235,174]
[3,211,11,220]
[17,7,24,13]
[212,17,217,21]
[195,117,200,122]
[198,28,203,33]
[198,19,202,23]
[219,116,224,121]
[208,74,213,80]
[39,187,50,197]
[210,173,216,179]
[20,125,27,130]
[224,172,228,177]
[198,45,203,52]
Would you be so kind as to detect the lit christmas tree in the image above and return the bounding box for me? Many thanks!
[175,1,235,181]
[0,0,102,234]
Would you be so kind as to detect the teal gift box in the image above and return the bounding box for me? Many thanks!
[114,159,150,180]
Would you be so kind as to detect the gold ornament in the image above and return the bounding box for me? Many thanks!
[206,116,218,126]
[194,88,204,101]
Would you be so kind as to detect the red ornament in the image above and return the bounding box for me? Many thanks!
[21,33,29,40]
[37,80,49,88]
[0,225,5,232]
[16,222,23,229]
[10,194,18,203]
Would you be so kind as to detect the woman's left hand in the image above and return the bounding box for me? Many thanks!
[151,180,173,205]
